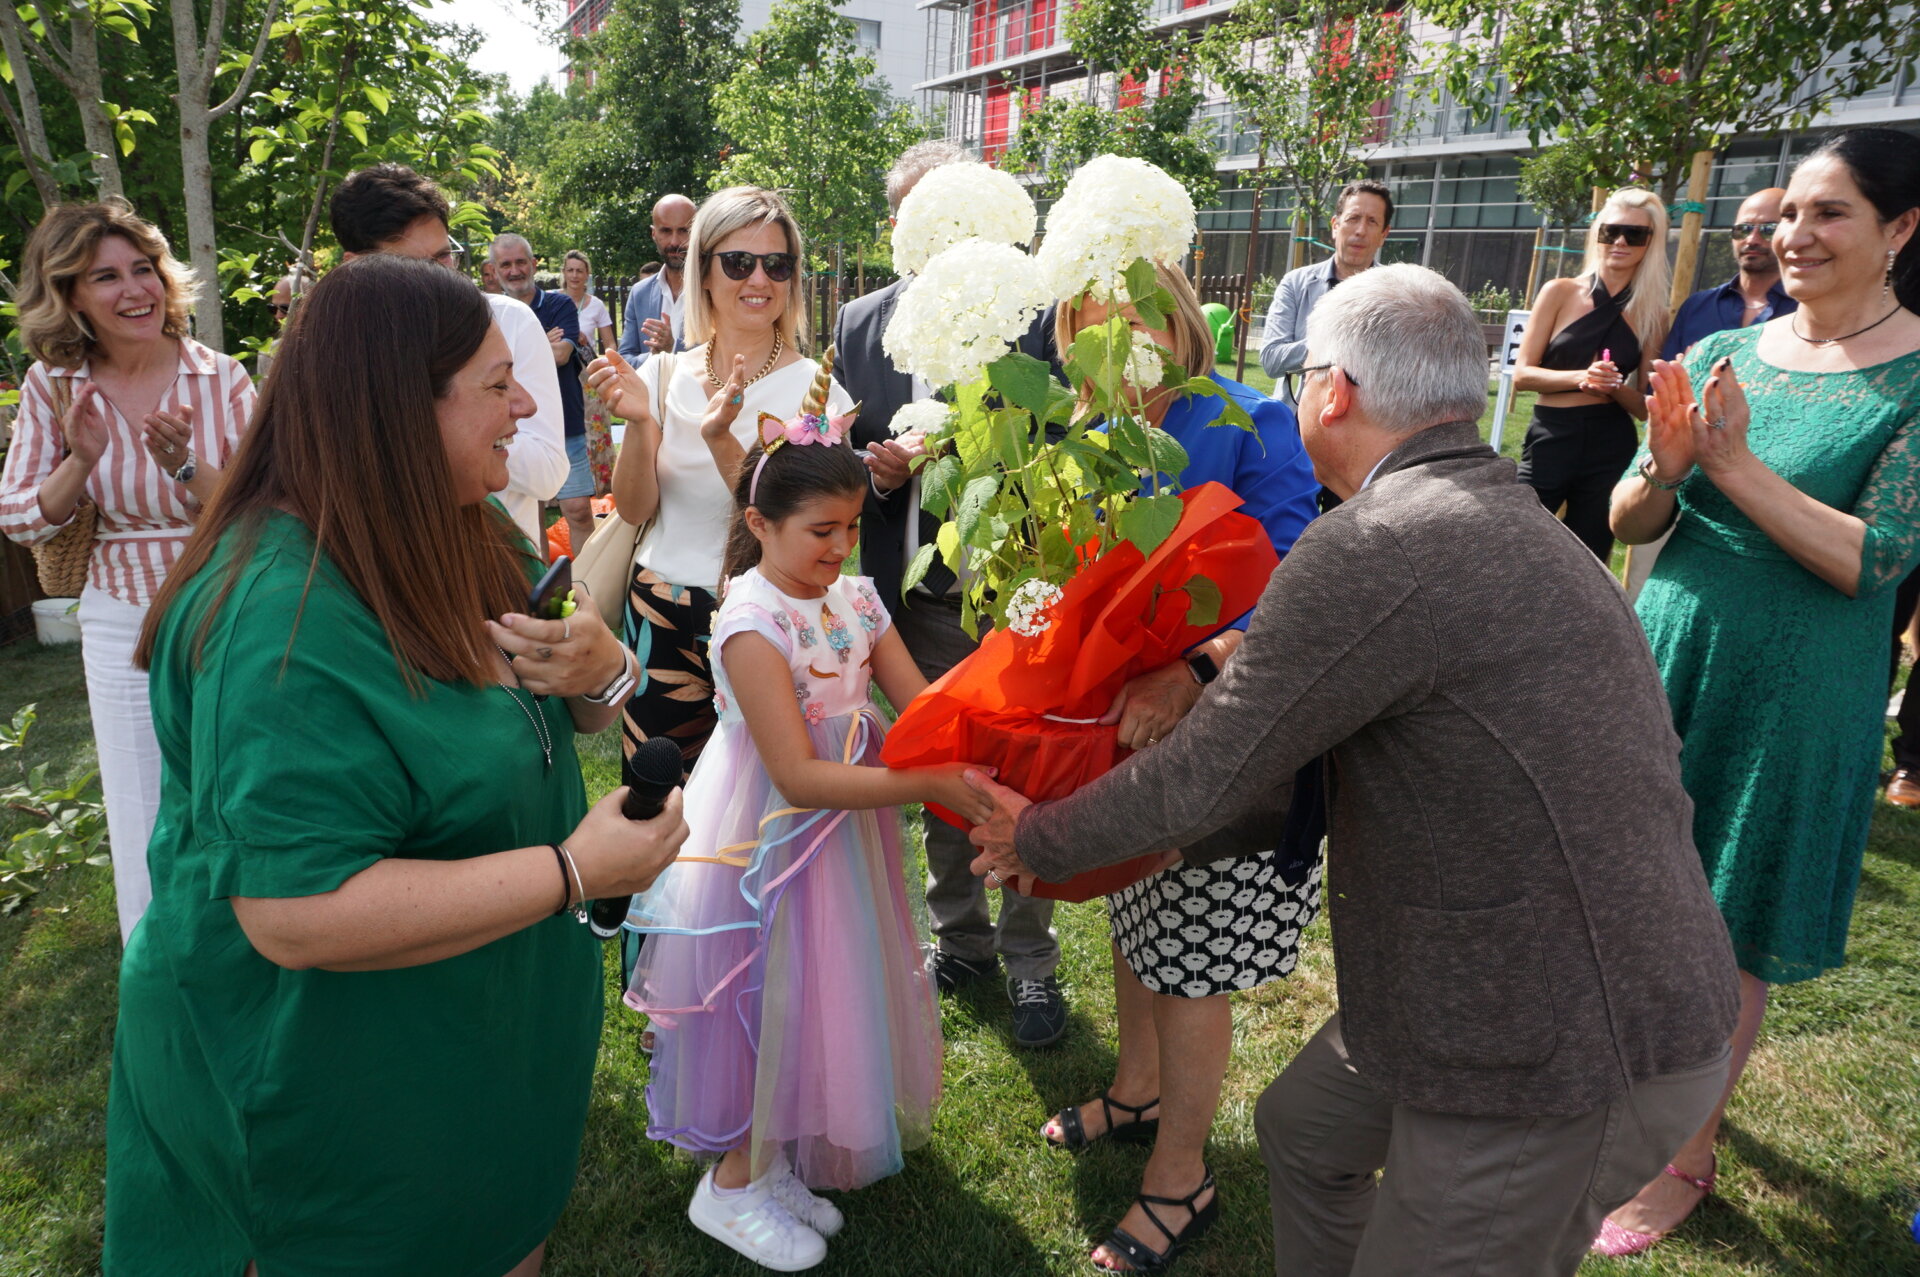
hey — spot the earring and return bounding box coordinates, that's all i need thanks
[74,312,96,342]
[1888,248,1897,301]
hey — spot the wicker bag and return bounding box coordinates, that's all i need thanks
[29,376,98,598]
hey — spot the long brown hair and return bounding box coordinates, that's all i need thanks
[135,255,529,688]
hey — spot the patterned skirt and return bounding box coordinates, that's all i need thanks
[621,566,719,775]
[1108,851,1322,998]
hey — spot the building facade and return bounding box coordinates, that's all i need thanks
[917,0,1920,302]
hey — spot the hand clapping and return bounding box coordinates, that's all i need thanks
[700,354,749,446]
[141,404,194,473]
[584,350,655,426]
[1691,357,1754,476]
[62,384,109,467]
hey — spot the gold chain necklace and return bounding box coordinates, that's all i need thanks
[705,330,784,390]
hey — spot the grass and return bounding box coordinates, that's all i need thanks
[2,628,1917,1276]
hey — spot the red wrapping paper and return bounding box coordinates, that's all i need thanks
[882,482,1279,901]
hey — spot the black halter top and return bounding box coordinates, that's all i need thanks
[1541,275,1641,373]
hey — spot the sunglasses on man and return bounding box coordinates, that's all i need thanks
[705,250,798,283]
[1730,222,1778,239]
[1596,223,1653,248]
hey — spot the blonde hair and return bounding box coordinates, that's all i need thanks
[17,199,198,369]
[1580,188,1672,357]
[1055,260,1215,394]
[684,186,808,350]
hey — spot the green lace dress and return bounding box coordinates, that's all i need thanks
[1634,326,1920,984]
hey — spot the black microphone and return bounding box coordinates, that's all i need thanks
[587,737,685,940]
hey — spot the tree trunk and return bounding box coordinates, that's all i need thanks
[1524,220,1546,302]
[0,19,58,206]
[66,7,123,198]
[1236,179,1266,383]
[176,103,223,347]
[1668,149,1712,315]
[1287,211,1308,272]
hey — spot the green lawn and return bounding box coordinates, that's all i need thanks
[3,629,1917,1275]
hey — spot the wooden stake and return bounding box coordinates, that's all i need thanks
[1668,149,1713,314]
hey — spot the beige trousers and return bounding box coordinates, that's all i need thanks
[1256,1015,1730,1276]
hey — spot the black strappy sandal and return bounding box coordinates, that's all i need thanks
[1044,1089,1160,1150]
[1092,1168,1219,1274]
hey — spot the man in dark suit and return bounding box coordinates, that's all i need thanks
[832,139,1069,1048]
[966,265,1739,1274]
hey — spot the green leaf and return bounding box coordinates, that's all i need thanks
[1214,398,1256,432]
[363,83,391,114]
[1067,324,1120,391]
[920,454,962,517]
[936,521,962,571]
[986,351,1053,420]
[1143,428,1189,480]
[1116,493,1183,554]
[954,474,1000,544]
[1183,574,1223,627]
[900,544,936,597]
[4,169,28,201]
[249,137,275,164]
[342,112,368,146]
[1123,257,1159,303]
[1130,296,1165,330]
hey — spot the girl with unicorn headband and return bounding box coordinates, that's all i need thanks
[626,351,998,1272]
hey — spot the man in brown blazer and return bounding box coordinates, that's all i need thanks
[965,264,1741,1276]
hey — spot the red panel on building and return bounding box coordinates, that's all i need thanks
[984,84,1011,159]
[1118,72,1146,108]
[970,0,993,66]
[1029,0,1056,49]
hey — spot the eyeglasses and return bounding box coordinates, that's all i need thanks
[268,303,291,316]
[1596,223,1653,247]
[1283,362,1357,403]
[706,250,797,282]
[1730,221,1778,240]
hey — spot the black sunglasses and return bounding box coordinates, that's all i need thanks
[1596,223,1653,247]
[268,302,291,315]
[706,250,798,282]
[1730,221,1778,239]
[1283,362,1358,403]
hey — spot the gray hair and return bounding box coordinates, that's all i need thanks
[886,140,967,213]
[1303,264,1488,434]
[489,232,533,260]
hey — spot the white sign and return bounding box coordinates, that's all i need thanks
[1499,309,1532,371]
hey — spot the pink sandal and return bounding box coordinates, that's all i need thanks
[1590,1157,1716,1257]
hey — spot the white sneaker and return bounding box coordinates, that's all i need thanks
[764,1153,845,1238]
[687,1164,827,1272]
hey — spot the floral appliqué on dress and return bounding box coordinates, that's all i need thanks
[820,602,853,663]
[851,586,884,634]
[786,608,818,648]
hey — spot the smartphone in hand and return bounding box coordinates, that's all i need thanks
[529,555,574,620]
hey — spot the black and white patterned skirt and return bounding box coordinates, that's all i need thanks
[1107,850,1323,999]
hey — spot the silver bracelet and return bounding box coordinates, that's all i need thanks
[558,842,589,923]
[1638,455,1690,491]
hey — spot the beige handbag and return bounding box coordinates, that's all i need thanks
[573,351,671,631]
[28,376,99,598]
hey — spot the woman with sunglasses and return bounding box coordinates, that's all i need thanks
[1596,126,1920,1258]
[1512,189,1672,562]
[585,186,852,781]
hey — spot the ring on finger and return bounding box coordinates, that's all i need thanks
[986,869,1003,887]
[561,618,572,641]
[537,645,554,660]
[1709,416,1728,431]
[163,442,176,455]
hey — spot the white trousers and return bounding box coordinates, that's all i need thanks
[77,585,161,944]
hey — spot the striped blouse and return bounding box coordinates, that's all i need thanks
[0,339,255,607]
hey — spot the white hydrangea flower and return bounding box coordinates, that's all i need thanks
[1036,154,1197,303]
[887,398,954,439]
[892,162,1038,276]
[882,239,1051,389]
[1125,331,1166,389]
[1005,578,1065,637]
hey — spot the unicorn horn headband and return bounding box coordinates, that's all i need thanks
[748,344,861,506]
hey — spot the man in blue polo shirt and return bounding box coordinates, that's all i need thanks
[492,232,590,556]
[1661,188,1795,361]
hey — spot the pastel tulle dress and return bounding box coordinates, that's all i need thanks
[626,568,943,1190]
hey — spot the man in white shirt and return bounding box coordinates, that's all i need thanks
[329,163,568,546]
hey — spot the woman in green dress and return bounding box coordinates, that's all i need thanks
[106,255,690,1276]
[1599,128,1920,1255]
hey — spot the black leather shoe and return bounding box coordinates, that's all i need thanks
[930,950,998,994]
[1009,975,1067,1048]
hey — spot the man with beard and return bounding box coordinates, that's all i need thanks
[1661,188,1794,360]
[618,193,694,360]
[491,232,592,558]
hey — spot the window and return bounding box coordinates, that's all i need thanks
[853,18,881,49]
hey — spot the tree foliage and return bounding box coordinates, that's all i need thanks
[709,0,921,257]
[527,0,739,276]
[1425,0,1920,200]
[1197,0,1405,236]
[1517,138,1598,228]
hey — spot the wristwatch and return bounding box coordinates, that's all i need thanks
[1186,651,1221,685]
[582,648,638,706]
[170,449,197,484]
